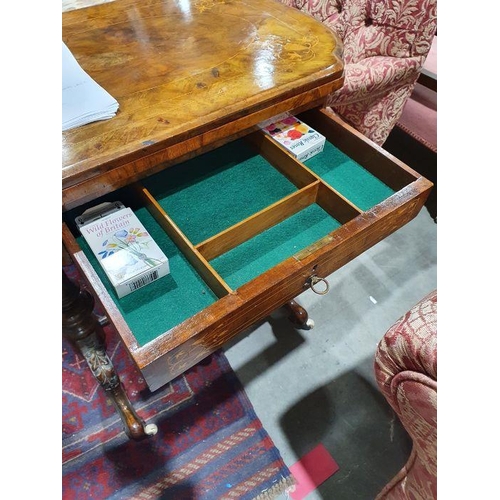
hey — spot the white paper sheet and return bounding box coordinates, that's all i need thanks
[62,41,119,131]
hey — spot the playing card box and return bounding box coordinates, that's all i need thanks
[75,202,170,298]
[258,112,326,162]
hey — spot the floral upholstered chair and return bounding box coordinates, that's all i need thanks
[374,290,437,499]
[279,0,437,145]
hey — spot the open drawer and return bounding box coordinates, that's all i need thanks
[62,108,433,391]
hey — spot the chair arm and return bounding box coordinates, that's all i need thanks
[329,56,422,106]
[374,290,436,391]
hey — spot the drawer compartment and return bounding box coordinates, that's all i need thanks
[65,205,220,348]
[62,108,432,391]
[209,202,342,290]
[140,139,299,244]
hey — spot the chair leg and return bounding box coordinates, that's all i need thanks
[284,299,315,330]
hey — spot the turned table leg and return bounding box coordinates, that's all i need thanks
[284,299,315,330]
[62,269,158,440]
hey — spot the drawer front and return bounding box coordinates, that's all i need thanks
[62,109,432,391]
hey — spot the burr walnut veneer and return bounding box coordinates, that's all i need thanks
[62,0,344,211]
[62,0,432,434]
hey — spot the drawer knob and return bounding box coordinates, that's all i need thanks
[308,275,330,295]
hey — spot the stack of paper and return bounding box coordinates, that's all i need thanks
[62,41,119,131]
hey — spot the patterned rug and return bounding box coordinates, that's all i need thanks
[62,267,294,499]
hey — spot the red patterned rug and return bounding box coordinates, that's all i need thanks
[62,267,294,499]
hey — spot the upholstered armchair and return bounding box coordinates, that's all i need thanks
[279,0,437,145]
[374,290,437,499]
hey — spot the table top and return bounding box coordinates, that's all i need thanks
[62,0,343,211]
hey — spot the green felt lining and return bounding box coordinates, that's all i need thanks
[77,206,218,347]
[306,141,395,210]
[210,204,341,289]
[142,140,297,244]
[74,136,395,347]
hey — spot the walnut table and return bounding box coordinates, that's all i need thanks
[62,0,432,439]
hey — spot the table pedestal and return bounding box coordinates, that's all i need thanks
[62,269,158,440]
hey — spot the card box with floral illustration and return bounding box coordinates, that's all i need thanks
[259,112,326,162]
[76,202,170,298]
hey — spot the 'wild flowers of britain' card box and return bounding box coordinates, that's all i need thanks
[258,112,326,162]
[76,203,170,298]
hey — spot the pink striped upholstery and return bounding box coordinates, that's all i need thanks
[374,290,437,499]
[280,0,437,145]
